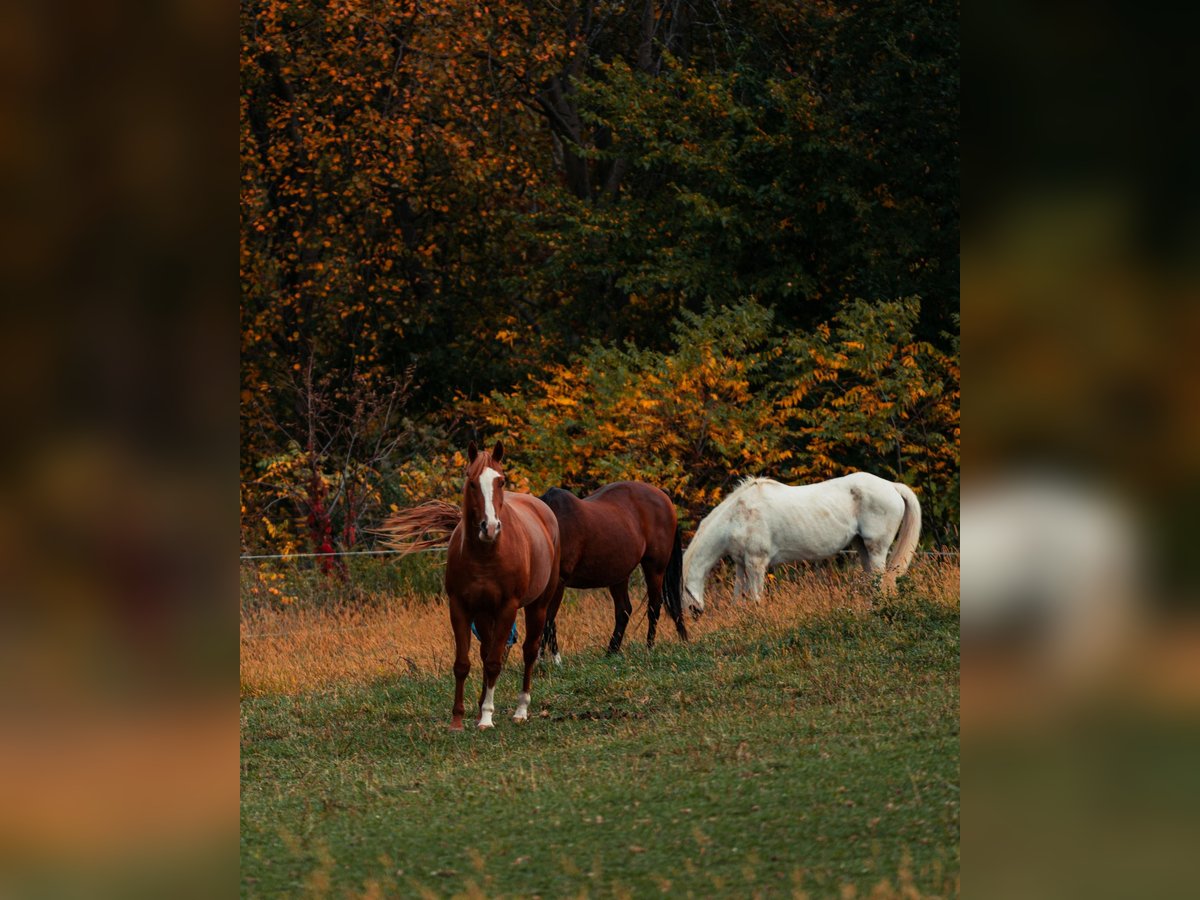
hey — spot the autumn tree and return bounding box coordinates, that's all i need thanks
[470,298,958,538]
[240,1,960,550]
[240,0,572,549]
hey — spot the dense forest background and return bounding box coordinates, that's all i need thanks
[240,0,959,556]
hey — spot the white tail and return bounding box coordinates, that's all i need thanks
[886,482,922,577]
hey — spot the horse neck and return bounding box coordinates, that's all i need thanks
[460,487,476,528]
[683,515,726,589]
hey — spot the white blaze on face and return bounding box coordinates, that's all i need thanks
[478,467,502,541]
[479,685,495,729]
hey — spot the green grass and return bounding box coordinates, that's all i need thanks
[240,596,959,897]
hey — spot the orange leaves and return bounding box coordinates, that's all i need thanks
[240,2,961,548]
[458,302,789,525]
[780,297,959,532]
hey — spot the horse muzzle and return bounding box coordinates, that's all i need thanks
[478,521,502,542]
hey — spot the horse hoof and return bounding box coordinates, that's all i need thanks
[449,719,464,732]
[477,720,494,730]
[513,712,528,723]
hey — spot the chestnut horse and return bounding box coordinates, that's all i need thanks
[379,441,560,729]
[539,481,688,658]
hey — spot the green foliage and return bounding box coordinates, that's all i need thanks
[240,552,445,611]
[240,0,960,551]
[517,0,958,351]
[780,297,961,537]
[472,298,959,537]
[471,300,789,527]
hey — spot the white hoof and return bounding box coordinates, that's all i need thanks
[477,719,494,730]
[553,652,562,667]
[513,692,531,722]
[478,687,495,729]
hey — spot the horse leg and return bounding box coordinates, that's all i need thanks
[515,602,549,722]
[478,602,519,730]
[539,579,565,666]
[644,563,686,645]
[732,560,748,603]
[474,610,495,716]
[860,537,894,595]
[644,570,660,649]
[745,553,770,601]
[607,581,633,654]
[449,600,472,731]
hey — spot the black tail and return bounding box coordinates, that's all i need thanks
[540,616,558,658]
[663,525,684,626]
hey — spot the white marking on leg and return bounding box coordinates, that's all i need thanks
[553,652,562,666]
[478,685,495,729]
[478,467,502,539]
[513,691,531,722]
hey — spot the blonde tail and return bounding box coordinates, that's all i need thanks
[886,482,922,578]
[372,500,462,555]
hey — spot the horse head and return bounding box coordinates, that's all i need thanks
[465,440,507,543]
[681,559,705,616]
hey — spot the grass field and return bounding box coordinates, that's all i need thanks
[240,560,959,898]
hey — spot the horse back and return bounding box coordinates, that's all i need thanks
[562,481,676,585]
[585,481,676,537]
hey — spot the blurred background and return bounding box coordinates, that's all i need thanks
[1,0,1197,894]
[964,0,1200,895]
[0,0,234,896]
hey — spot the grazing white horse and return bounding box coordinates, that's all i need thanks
[681,473,922,612]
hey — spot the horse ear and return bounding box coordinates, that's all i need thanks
[492,441,505,463]
[467,441,478,463]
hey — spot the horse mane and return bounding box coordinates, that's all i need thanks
[372,500,462,555]
[723,476,774,502]
[687,476,773,550]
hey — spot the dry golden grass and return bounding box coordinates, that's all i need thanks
[240,556,959,696]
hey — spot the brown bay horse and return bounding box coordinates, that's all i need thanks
[379,441,560,730]
[539,481,688,657]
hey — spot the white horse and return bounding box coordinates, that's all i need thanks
[681,472,922,612]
